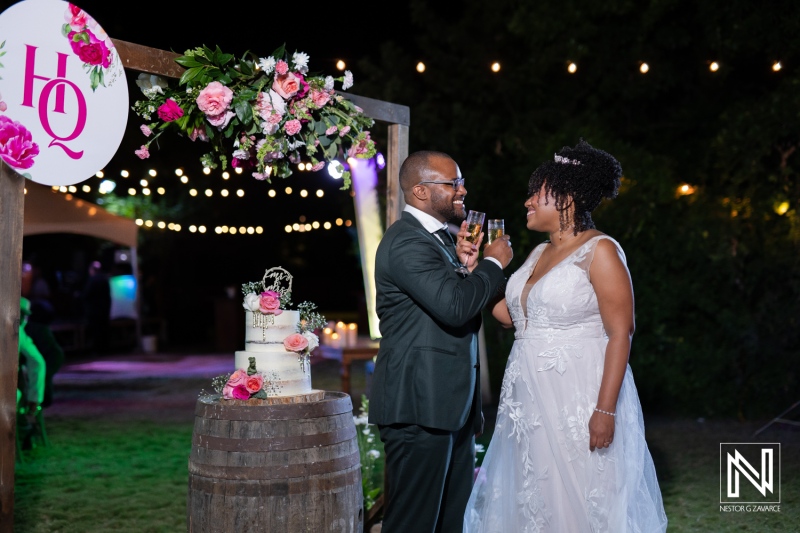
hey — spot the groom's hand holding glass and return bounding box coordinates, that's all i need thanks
[456,219,513,272]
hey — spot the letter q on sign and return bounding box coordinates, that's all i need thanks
[0,0,128,185]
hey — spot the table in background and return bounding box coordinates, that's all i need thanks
[340,338,380,397]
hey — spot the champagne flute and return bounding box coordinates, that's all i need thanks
[487,219,504,244]
[455,211,485,274]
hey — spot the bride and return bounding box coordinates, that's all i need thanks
[464,140,668,532]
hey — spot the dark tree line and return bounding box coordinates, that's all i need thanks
[356,0,800,418]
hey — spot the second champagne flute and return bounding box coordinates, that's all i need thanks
[487,219,504,244]
[454,210,485,274]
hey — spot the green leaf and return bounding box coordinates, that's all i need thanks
[174,57,204,68]
[234,100,253,125]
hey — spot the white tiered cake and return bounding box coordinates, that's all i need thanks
[234,309,312,397]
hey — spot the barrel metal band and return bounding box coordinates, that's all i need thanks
[189,449,361,480]
[193,424,357,452]
[188,464,362,497]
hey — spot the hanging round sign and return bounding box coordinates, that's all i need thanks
[0,0,128,185]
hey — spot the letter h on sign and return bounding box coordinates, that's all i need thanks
[720,443,780,504]
[23,44,86,159]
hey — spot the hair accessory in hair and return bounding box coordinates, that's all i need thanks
[554,154,581,165]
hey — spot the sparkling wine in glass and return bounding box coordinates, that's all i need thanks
[455,211,485,274]
[487,219,504,244]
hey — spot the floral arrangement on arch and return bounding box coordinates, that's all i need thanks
[132,44,376,189]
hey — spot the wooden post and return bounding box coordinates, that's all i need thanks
[386,124,409,227]
[0,162,24,531]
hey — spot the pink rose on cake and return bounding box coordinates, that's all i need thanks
[284,333,309,353]
[222,369,250,399]
[245,374,264,394]
[259,291,283,315]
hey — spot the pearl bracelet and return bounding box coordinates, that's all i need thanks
[594,408,616,417]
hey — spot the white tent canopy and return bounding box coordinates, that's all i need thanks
[23,182,138,247]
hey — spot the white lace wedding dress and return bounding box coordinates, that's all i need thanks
[464,235,668,532]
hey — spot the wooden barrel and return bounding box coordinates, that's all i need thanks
[187,391,363,532]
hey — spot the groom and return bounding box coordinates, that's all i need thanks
[369,150,513,532]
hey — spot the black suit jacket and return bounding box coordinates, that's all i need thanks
[369,212,506,432]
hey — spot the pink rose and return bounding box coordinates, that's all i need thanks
[284,333,309,353]
[207,110,235,128]
[259,291,283,315]
[275,60,289,75]
[0,116,39,170]
[311,89,330,107]
[227,369,248,387]
[140,124,152,137]
[157,99,183,122]
[67,29,111,68]
[134,145,149,159]
[196,81,233,116]
[284,119,302,136]
[231,384,250,400]
[245,374,264,393]
[272,72,302,99]
[189,127,208,142]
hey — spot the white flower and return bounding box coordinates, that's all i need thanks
[324,76,335,91]
[136,73,168,99]
[342,70,354,90]
[353,415,369,426]
[267,89,286,115]
[288,140,306,151]
[302,331,319,351]
[258,56,276,74]
[232,149,250,160]
[367,450,380,459]
[292,51,310,74]
[261,121,280,135]
[243,293,261,312]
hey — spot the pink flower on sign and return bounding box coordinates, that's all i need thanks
[284,333,309,353]
[259,291,283,315]
[207,110,235,129]
[284,119,302,136]
[65,4,89,31]
[134,145,150,159]
[196,81,233,117]
[67,29,112,68]
[157,99,183,122]
[245,374,264,394]
[140,124,152,137]
[0,116,39,170]
[272,72,302,100]
[275,60,289,75]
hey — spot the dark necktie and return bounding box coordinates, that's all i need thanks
[434,228,457,255]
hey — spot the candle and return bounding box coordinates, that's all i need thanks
[322,327,333,346]
[347,323,358,347]
[330,331,341,349]
[335,321,347,344]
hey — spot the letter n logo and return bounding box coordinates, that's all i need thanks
[720,443,780,504]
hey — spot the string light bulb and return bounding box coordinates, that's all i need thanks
[336,59,346,70]
[568,62,577,74]
[772,61,782,72]
[416,62,426,73]
[639,62,650,74]
[709,61,720,72]
[491,62,501,73]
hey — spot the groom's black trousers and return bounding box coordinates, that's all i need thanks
[378,419,475,533]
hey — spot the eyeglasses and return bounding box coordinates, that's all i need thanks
[417,178,465,190]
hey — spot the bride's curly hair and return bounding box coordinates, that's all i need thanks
[527,139,622,235]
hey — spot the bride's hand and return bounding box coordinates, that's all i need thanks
[588,410,615,452]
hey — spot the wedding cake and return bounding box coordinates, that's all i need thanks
[219,267,326,400]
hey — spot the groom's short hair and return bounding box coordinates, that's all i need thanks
[399,150,453,196]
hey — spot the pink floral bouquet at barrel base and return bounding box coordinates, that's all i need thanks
[132,44,376,189]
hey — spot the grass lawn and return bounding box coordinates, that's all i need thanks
[12,357,800,532]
